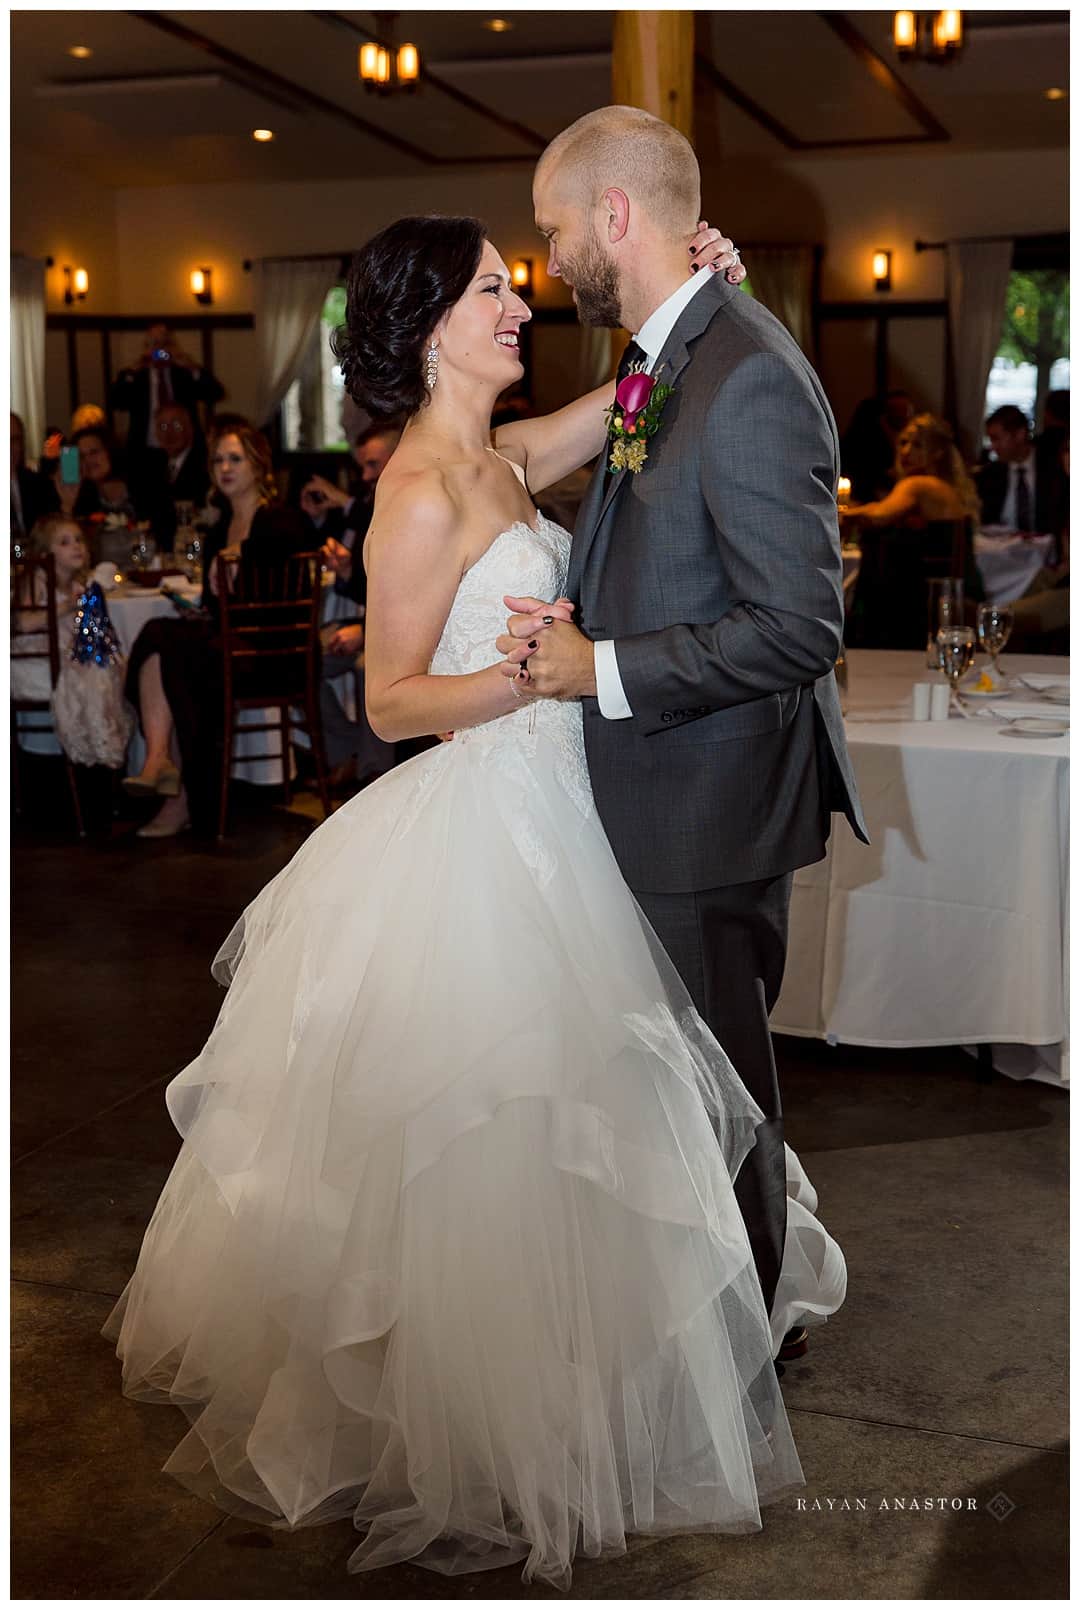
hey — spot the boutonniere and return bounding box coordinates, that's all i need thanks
[604,364,674,474]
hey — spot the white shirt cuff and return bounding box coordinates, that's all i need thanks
[594,639,633,719]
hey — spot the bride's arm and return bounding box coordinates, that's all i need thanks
[363,474,529,743]
[493,382,612,497]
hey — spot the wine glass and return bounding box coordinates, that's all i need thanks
[937,625,976,711]
[976,603,1014,683]
[926,579,965,670]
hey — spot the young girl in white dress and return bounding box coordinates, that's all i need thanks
[106,218,846,1589]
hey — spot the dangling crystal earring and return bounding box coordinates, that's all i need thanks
[425,343,439,390]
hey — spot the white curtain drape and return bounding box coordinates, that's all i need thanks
[11,255,46,456]
[745,246,816,356]
[946,240,1013,462]
[252,258,338,428]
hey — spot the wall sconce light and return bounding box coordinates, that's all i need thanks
[872,250,892,293]
[190,267,213,306]
[62,265,89,305]
[511,258,534,298]
[396,42,420,85]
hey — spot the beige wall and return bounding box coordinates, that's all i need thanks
[12,151,121,313]
[15,141,1068,430]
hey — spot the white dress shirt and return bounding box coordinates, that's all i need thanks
[1000,452,1037,532]
[593,269,717,719]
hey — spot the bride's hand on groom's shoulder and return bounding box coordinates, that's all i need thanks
[687,222,746,284]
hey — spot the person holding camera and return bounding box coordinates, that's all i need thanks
[108,323,224,454]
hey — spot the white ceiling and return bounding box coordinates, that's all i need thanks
[11,9,1071,189]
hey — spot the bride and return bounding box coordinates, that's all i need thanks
[105,215,846,1590]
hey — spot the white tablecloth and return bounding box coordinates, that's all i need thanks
[772,651,1069,1086]
[974,529,1056,604]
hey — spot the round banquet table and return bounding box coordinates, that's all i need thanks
[771,650,1069,1087]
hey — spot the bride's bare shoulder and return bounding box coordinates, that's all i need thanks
[364,460,465,575]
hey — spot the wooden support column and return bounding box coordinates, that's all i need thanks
[608,11,695,366]
[612,10,695,139]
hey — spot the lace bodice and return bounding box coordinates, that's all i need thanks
[428,514,593,819]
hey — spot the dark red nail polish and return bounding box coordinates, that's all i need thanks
[691,263,699,273]
[528,640,537,649]
[689,246,697,255]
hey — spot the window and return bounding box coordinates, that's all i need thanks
[281,286,349,453]
[984,270,1069,428]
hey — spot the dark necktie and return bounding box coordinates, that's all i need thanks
[616,339,646,384]
[1014,465,1032,532]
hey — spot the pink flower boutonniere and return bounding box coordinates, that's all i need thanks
[604,363,674,474]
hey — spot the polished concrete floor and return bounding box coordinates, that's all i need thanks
[12,765,1069,1599]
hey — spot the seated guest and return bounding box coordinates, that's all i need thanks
[108,322,224,453]
[844,413,982,649]
[840,389,914,504]
[147,402,211,509]
[11,514,89,705]
[978,404,1067,555]
[59,428,174,552]
[10,412,58,543]
[121,425,308,839]
[299,420,403,581]
[301,422,403,787]
[1011,435,1070,653]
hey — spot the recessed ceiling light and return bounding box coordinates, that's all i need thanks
[484,18,513,32]
[1044,87,1067,101]
[252,128,275,142]
[68,45,93,59]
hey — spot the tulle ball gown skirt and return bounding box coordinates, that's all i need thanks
[104,709,845,1588]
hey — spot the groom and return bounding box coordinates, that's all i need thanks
[500,106,867,1341]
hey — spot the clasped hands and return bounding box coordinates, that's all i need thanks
[496,596,595,700]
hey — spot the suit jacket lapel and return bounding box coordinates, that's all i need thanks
[572,274,744,588]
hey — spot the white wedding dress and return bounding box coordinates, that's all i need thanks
[105,510,846,1588]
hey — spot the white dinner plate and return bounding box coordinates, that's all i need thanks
[1000,718,1069,739]
[960,687,1010,700]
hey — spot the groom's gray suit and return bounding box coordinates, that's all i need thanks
[566,271,867,1318]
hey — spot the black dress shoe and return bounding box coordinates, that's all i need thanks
[779,1326,809,1362]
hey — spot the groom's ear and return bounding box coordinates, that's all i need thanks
[601,188,631,245]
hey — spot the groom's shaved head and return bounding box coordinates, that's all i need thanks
[536,105,701,234]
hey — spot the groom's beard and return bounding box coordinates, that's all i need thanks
[564,233,622,329]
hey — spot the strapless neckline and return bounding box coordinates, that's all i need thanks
[463,516,553,578]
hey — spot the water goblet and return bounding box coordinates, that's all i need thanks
[976,602,1014,683]
[926,578,965,670]
[937,625,976,713]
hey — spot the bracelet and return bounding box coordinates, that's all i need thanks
[509,676,524,698]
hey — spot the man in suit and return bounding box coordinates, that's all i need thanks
[979,404,1067,557]
[148,402,211,509]
[108,323,224,453]
[501,106,867,1353]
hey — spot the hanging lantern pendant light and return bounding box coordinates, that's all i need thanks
[893,10,964,63]
[358,13,421,94]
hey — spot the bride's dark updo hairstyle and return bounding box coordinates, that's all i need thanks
[333,215,488,420]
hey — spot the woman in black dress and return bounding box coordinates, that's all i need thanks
[122,425,307,838]
[842,412,983,648]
